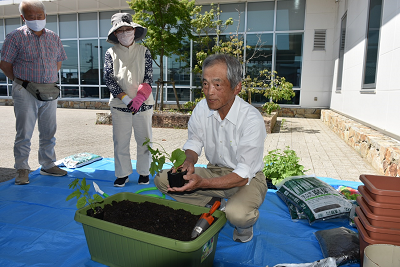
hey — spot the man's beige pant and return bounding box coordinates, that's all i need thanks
[154,164,268,228]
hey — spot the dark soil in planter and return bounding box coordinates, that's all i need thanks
[88,200,217,241]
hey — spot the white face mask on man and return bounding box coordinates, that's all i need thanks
[116,30,135,47]
[24,17,46,32]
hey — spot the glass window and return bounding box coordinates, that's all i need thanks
[61,86,79,98]
[0,85,7,96]
[363,0,382,88]
[192,35,217,86]
[337,13,347,90]
[46,15,58,34]
[0,20,4,42]
[59,14,77,39]
[60,40,79,85]
[0,43,6,83]
[100,11,114,37]
[219,3,245,33]
[167,87,190,102]
[101,86,110,99]
[80,40,99,85]
[153,57,161,84]
[276,0,305,31]
[275,33,303,87]
[79,13,98,38]
[5,18,21,35]
[247,2,275,32]
[81,86,99,98]
[246,34,273,78]
[99,39,114,85]
[167,39,190,86]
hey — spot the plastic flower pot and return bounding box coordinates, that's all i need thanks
[357,197,400,229]
[74,192,227,267]
[363,244,400,267]
[168,169,188,188]
[358,186,400,217]
[360,174,400,204]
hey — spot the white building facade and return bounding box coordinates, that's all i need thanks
[0,0,399,138]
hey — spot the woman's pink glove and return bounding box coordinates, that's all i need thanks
[122,83,152,113]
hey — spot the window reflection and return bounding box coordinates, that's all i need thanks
[219,3,245,33]
[80,40,99,85]
[246,34,273,79]
[46,15,58,34]
[61,41,79,85]
[167,38,190,86]
[61,86,79,98]
[247,2,275,32]
[275,33,303,87]
[5,18,21,35]
[167,87,190,102]
[79,13,98,38]
[59,14,77,39]
[276,0,305,31]
[0,85,7,96]
[81,86,99,98]
[99,39,114,85]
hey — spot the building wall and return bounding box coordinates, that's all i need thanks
[301,0,337,108]
[330,0,400,138]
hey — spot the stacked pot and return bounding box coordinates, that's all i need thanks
[354,174,400,266]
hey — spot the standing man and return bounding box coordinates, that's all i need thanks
[0,0,68,185]
[154,54,268,243]
[104,13,154,187]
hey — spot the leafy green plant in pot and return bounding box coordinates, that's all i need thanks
[143,137,187,188]
[66,177,104,218]
[263,146,309,189]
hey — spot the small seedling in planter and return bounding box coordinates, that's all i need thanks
[66,177,104,217]
[143,137,187,187]
[263,146,309,188]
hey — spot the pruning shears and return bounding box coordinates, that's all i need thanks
[93,182,109,198]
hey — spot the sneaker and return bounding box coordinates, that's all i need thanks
[205,197,226,211]
[233,226,253,243]
[114,176,129,187]
[40,166,67,176]
[15,169,30,185]
[138,175,149,185]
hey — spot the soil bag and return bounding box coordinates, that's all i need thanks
[276,175,353,224]
[273,257,337,267]
[314,227,359,266]
[61,153,102,168]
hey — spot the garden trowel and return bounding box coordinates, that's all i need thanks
[93,182,109,198]
[191,200,220,238]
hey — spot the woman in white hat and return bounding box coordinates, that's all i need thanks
[104,13,154,187]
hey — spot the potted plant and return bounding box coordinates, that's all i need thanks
[66,178,104,218]
[263,146,309,189]
[143,137,187,187]
[67,178,227,266]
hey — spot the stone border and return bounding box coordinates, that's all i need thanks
[321,110,400,177]
[96,111,277,133]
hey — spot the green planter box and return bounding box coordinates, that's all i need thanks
[74,192,227,267]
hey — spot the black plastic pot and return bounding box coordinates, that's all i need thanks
[266,179,277,190]
[168,170,188,188]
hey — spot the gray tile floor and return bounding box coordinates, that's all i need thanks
[0,106,379,183]
[267,118,380,182]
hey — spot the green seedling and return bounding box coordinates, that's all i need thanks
[263,146,309,185]
[143,137,186,176]
[66,177,103,210]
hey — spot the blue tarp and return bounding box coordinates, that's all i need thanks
[0,158,361,266]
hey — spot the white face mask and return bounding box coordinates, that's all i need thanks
[116,30,135,47]
[24,18,46,32]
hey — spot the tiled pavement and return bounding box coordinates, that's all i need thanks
[266,118,380,182]
[0,106,380,183]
